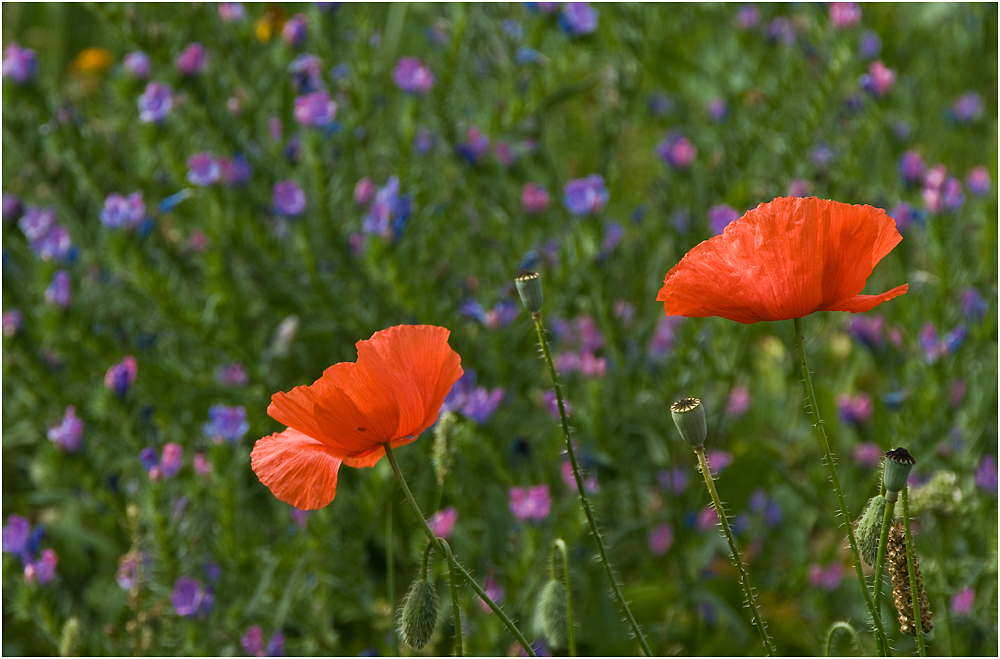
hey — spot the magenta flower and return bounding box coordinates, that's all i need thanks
[648,314,683,360]
[24,548,58,585]
[975,454,997,493]
[735,4,760,29]
[787,179,810,197]
[509,485,551,521]
[171,577,203,616]
[2,309,23,338]
[708,204,740,235]
[273,180,306,217]
[560,2,598,36]
[44,271,71,308]
[853,442,884,468]
[563,175,608,216]
[952,92,983,123]
[966,166,991,196]
[100,192,145,229]
[898,150,926,185]
[522,183,550,214]
[952,587,975,616]
[725,385,751,418]
[294,90,337,127]
[2,515,31,556]
[860,60,895,97]
[215,363,248,386]
[656,131,697,169]
[808,562,845,590]
[105,355,138,397]
[543,390,568,420]
[193,453,213,477]
[187,153,220,186]
[829,2,861,28]
[219,155,253,186]
[242,625,265,657]
[354,178,375,206]
[393,57,434,94]
[560,460,598,494]
[176,43,207,75]
[159,443,183,478]
[282,14,308,47]
[48,406,84,452]
[837,393,873,425]
[455,126,490,165]
[218,3,245,22]
[428,507,458,539]
[123,51,150,78]
[648,523,673,556]
[478,574,505,613]
[706,450,732,472]
[3,41,37,83]
[138,82,173,123]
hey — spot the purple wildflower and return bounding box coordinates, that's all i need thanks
[706,450,732,472]
[193,453,213,477]
[294,90,337,127]
[105,355,138,396]
[33,225,72,262]
[393,57,434,94]
[203,405,250,443]
[543,390,568,419]
[354,177,375,206]
[159,443,183,478]
[478,574,505,613]
[966,166,991,196]
[559,2,598,36]
[116,553,148,590]
[766,17,796,45]
[809,563,844,590]
[2,192,22,222]
[139,447,159,472]
[860,60,895,97]
[961,288,987,322]
[648,92,672,117]
[288,54,323,93]
[735,4,760,29]
[100,192,145,229]
[266,631,284,657]
[561,460,598,494]
[975,454,997,492]
[726,385,751,418]
[25,548,58,585]
[242,625,265,657]
[952,92,983,123]
[219,155,253,186]
[846,314,886,349]
[176,43,207,76]
[706,97,728,121]
[48,406,84,452]
[853,442,884,468]
[658,467,689,494]
[837,393,873,425]
[123,51,150,78]
[656,131,697,169]
[462,387,504,423]
[942,177,964,211]
[522,183,550,214]
[949,379,966,408]
[362,177,410,238]
[2,515,30,557]
[952,587,975,616]
[282,14,308,47]
[709,204,740,235]
[44,271,71,308]
[649,314,683,360]
[859,30,882,59]
[187,153,220,186]
[2,42,37,84]
[2,309,23,337]
[898,150,926,185]
[218,3,245,21]
[563,175,609,216]
[215,363,249,386]
[171,577,203,616]
[509,485,551,521]
[613,300,635,324]
[455,126,490,165]
[414,128,434,154]
[602,222,624,254]
[273,180,306,217]
[648,524,674,556]
[19,206,55,241]
[696,505,717,531]
[829,2,861,28]
[527,2,560,14]
[428,507,458,539]
[787,179,810,197]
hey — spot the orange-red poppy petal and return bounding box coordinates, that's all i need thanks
[250,428,343,510]
[825,284,910,313]
[656,197,907,324]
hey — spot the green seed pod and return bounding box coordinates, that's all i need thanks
[670,398,707,448]
[856,495,887,567]
[399,579,440,650]
[534,579,569,649]
[883,447,915,497]
[515,271,544,314]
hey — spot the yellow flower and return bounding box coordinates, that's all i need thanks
[71,48,113,73]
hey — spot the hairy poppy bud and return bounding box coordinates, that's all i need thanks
[671,398,706,448]
[432,411,459,486]
[515,271,544,314]
[399,578,439,650]
[855,495,887,567]
[883,447,915,499]
[535,579,569,649]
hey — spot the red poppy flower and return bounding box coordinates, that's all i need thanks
[251,325,463,509]
[656,197,908,324]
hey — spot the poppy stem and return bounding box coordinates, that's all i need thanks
[901,488,927,656]
[694,447,777,656]
[382,442,536,657]
[530,313,653,657]
[439,539,464,657]
[792,317,891,655]
[387,501,398,654]
[552,538,576,657]
[873,496,898,629]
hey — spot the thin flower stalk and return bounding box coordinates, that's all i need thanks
[387,501,398,654]
[530,313,653,657]
[694,447,777,656]
[382,442,536,657]
[552,539,576,657]
[873,496,897,620]
[793,317,890,655]
[439,539,464,657]
[901,488,927,657]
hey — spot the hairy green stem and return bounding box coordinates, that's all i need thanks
[552,539,576,657]
[901,489,927,656]
[439,540,464,657]
[824,621,861,657]
[531,313,652,656]
[873,496,897,621]
[382,442,536,657]
[387,500,396,650]
[792,317,890,655]
[694,448,777,655]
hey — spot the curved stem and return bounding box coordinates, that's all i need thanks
[901,488,927,656]
[382,442,536,657]
[793,317,890,655]
[439,539,464,657]
[553,539,576,657]
[873,496,897,625]
[694,448,777,656]
[531,313,652,656]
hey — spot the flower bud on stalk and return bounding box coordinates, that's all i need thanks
[883,447,915,501]
[515,271,544,314]
[535,579,569,649]
[399,578,440,650]
[671,398,707,448]
[855,495,887,567]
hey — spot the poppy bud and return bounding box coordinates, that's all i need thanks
[399,578,439,650]
[883,447,915,499]
[432,411,459,486]
[670,398,706,448]
[515,271,544,314]
[855,494,887,567]
[534,579,569,649]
